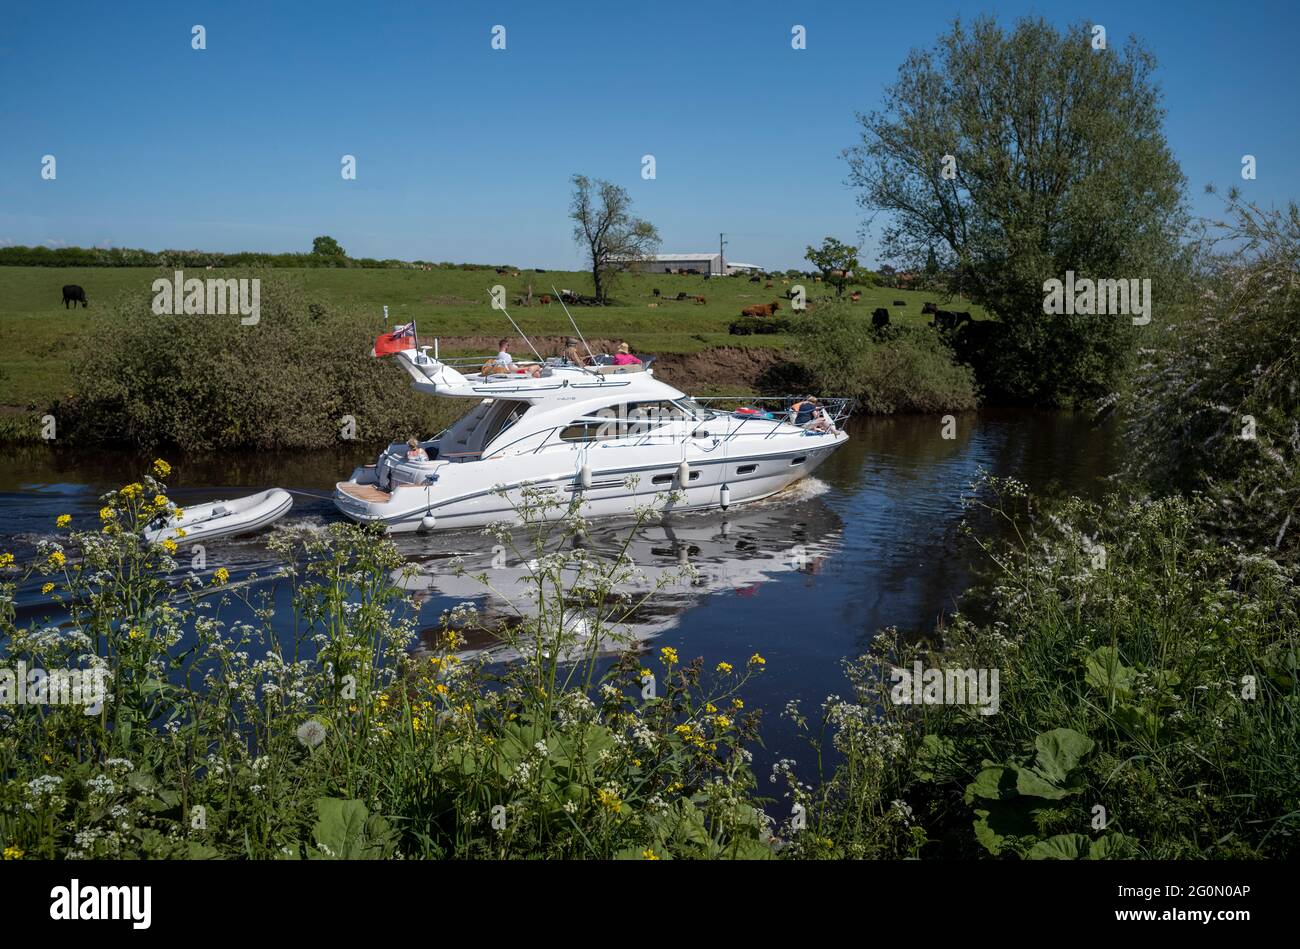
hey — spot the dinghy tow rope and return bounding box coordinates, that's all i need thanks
[281,488,339,502]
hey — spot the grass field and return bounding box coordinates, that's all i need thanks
[0,265,983,408]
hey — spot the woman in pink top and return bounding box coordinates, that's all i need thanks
[612,341,642,366]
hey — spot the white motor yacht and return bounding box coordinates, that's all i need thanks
[333,342,851,532]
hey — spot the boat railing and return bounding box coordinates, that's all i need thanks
[694,395,855,426]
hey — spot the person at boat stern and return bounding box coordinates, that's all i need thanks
[406,437,429,462]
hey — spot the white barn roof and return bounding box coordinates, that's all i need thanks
[611,253,720,262]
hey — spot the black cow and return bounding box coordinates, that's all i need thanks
[921,301,938,315]
[931,310,973,331]
[872,307,890,329]
[892,300,906,307]
[749,275,761,283]
[62,285,88,309]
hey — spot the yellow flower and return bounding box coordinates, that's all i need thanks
[732,698,744,710]
[2,846,23,860]
[642,848,659,860]
[749,652,766,666]
[99,506,115,522]
[161,539,178,555]
[434,683,449,696]
[595,788,623,813]
[152,494,167,508]
[659,646,678,666]
[48,551,66,568]
[128,628,145,640]
[41,582,55,595]
[56,514,72,528]
[0,553,13,568]
[121,483,143,500]
[715,661,733,674]
[152,458,171,478]
[715,715,732,729]
[705,702,717,714]
[213,567,230,585]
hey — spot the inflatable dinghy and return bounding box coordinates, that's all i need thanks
[145,488,293,544]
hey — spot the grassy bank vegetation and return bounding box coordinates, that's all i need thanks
[792,306,979,414]
[55,275,464,451]
[0,263,984,434]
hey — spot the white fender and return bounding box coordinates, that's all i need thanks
[420,514,437,530]
[720,483,731,510]
[579,463,592,490]
[676,460,690,487]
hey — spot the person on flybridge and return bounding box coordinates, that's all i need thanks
[562,336,587,366]
[486,337,541,377]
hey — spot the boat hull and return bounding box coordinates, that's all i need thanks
[334,432,846,533]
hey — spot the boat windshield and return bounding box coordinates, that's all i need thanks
[674,398,711,419]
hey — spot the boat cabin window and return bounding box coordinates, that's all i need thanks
[560,401,688,442]
[483,400,530,444]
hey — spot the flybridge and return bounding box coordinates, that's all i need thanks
[391,347,681,401]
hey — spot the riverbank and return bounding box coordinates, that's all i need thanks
[0,265,986,435]
[2,440,1292,860]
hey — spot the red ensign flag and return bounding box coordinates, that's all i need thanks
[372,323,415,357]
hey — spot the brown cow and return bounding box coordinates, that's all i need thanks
[740,301,782,318]
[540,294,552,305]
[694,295,706,304]
[850,291,862,302]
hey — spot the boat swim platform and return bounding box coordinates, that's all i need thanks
[336,482,392,502]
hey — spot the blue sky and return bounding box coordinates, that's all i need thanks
[1,0,1297,269]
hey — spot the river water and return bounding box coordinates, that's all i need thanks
[0,408,1116,774]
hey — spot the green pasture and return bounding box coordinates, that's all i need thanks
[0,265,983,408]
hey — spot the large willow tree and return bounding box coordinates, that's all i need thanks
[845,16,1188,404]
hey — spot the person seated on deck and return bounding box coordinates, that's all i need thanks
[791,396,836,434]
[562,336,588,366]
[612,341,642,366]
[485,338,541,377]
[405,437,429,462]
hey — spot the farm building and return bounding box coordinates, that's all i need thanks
[725,261,762,275]
[612,253,724,275]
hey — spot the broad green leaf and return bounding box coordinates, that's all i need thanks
[1027,834,1089,860]
[1014,763,1073,800]
[311,797,370,859]
[972,800,1038,855]
[1085,646,1135,698]
[1033,728,1095,783]
[1089,833,1138,860]
[914,734,957,782]
[965,764,1018,803]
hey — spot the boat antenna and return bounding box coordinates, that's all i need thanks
[488,291,543,362]
[552,286,595,361]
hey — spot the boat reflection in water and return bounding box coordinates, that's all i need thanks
[394,478,843,663]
